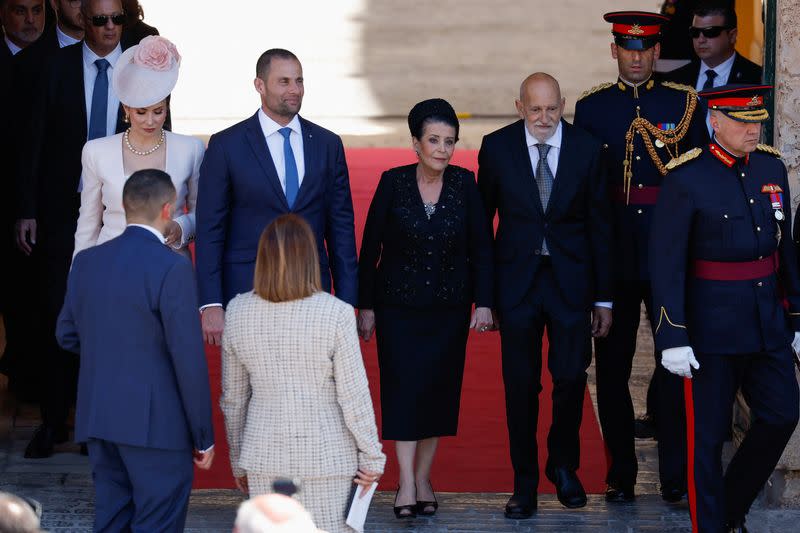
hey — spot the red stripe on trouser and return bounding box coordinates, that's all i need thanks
[684,377,698,533]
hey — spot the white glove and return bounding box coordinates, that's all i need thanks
[662,346,700,378]
[792,332,800,356]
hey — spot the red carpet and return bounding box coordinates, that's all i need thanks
[194,148,607,493]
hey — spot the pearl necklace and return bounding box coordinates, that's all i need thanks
[124,128,165,156]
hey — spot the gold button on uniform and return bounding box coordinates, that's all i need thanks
[757,282,763,287]
[637,209,643,214]
[757,226,761,232]
[636,156,641,161]
[750,199,754,204]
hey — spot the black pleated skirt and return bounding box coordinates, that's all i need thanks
[374,304,471,441]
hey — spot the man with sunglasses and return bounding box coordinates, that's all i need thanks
[574,10,707,506]
[665,1,762,137]
[16,0,128,459]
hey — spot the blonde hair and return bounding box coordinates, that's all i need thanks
[253,214,321,302]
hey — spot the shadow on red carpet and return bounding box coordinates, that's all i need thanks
[193,148,607,494]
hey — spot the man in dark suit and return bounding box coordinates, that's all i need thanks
[478,73,613,518]
[196,48,358,345]
[57,169,215,532]
[1,0,83,402]
[0,0,45,56]
[16,0,128,458]
[665,1,761,137]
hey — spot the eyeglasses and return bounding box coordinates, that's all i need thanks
[689,26,730,39]
[90,13,127,27]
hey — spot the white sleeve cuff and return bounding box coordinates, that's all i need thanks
[594,301,613,309]
[199,303,223,312]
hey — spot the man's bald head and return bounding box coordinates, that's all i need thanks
[516,72,565,142]
[519,72,562,102]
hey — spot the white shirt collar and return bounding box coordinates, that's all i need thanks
[128,224,166,244]
[524,120,562,150]
[56,26,81,48]
[4,36,22,56]
[82,41,122,69]
[699,52,736,84]
[257,108,302,139]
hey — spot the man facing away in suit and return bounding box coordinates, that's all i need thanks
[0,0,45,56]
[17,0,128,459]
[57,169,215,533]
[196,48,358,345]
[477,73,613,519]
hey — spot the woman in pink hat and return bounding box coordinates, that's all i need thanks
[74,35,203,257]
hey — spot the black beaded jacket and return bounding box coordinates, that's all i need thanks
[358,164,493,309]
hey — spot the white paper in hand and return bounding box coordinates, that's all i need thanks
[345,482,378,533]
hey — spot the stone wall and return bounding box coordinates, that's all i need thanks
[769,0,800,506]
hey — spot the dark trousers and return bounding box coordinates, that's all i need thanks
[594,281,687,489]
[687,348,799,533]
[498,262,592,496]
[87,439,193,533]
[38,218,79,432]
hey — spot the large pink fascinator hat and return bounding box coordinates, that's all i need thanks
[112,36,181,108]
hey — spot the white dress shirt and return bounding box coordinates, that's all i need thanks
[523,121,611,310]
[127,223,166,244]
[82,42,122,140]
[56,26,81,48]
[696,52,737,137]
[4,36,22,55]
[257,109,305,190]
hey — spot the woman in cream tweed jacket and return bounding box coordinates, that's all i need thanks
[221,214,385,533]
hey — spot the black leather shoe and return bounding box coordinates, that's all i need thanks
[634,414,657,439]
[24,425,56,459]
[661,485,686,503]
[605,483,636,502]
[546,465,587,508]
[504,494,536,519]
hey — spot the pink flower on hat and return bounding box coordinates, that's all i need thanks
[133,36,181,72]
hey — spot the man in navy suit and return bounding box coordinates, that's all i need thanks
[478,73,613,518]
[196,48,358,345]
[57,169,215,533]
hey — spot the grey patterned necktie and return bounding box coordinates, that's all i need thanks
[535,143,553,209]
[535,143,553,255]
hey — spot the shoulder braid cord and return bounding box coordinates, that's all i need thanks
[622,90,698,204]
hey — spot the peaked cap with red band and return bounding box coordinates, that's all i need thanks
[699,84,772,123]
[604,11,669,50]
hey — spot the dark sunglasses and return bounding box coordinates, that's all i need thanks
[689,26,730,39]
[90,13,126,27]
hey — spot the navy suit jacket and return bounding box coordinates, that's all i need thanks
[56,226,214,451]
[477,120,613,311]
[195,112,358,306]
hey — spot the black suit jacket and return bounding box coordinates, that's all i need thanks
[477,120,613,311]
[17,42,127,244]
[664,52,762,87]
[120,19,159,50]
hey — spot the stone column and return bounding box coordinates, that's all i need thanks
[767,0,800,505]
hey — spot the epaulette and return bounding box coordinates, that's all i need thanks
[661,81,697,94]
[756,144,782,158]
[665,147,702,170]
[577,82,614,101]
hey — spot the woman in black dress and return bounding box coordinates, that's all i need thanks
[357,98,493,518]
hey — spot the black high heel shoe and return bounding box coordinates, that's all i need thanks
[393,487,417,519]
[416,481,438,516]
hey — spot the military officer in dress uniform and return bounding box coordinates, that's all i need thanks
[650,84,800,533]
[573,10,707,503]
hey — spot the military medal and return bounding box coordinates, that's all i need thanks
[776,210,785,221]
